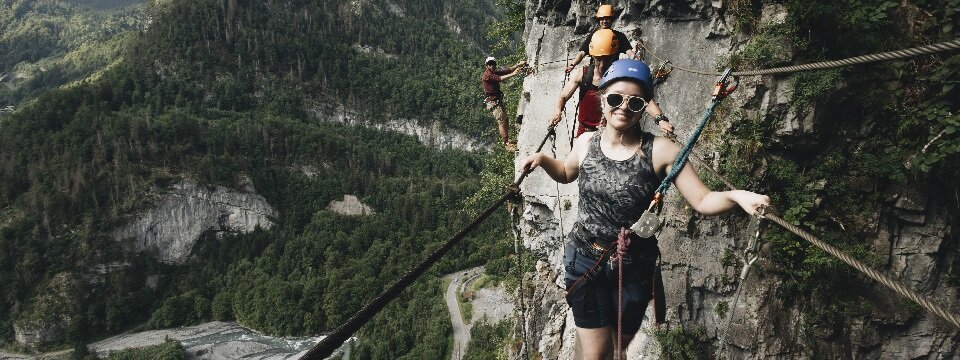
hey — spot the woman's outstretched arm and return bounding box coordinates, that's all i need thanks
[652,137,770,216]
[520,132,592,184]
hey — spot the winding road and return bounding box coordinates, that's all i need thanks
[444,267,483,360]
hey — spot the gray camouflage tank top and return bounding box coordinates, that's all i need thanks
[574,129,660,246]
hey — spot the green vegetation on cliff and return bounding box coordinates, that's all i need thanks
[717,0,960,345]
[0,0,147,106]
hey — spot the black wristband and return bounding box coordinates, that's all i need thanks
[654,114,669,124]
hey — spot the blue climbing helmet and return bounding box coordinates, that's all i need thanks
[598,59,654,101]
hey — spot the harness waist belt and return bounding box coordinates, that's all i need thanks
[573,225,635,264]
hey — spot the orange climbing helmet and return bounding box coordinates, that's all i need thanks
[595,4,614,18]
[588,29,619,57]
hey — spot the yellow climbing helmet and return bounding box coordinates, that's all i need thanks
[596,4,614,18]
[588,29,619,57]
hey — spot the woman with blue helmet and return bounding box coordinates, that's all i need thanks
[520,59,769,359]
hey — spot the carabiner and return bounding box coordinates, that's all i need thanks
[653,61,673,85]
[739,206,767,280]
[647,192,663,211]
[712,68,738,101]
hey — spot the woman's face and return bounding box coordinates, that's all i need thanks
[598,17,612,29]
[601,80,646,130]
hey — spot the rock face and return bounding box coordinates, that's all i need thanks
[309,102,490,152]
[326,195,376,216]
[13,322,63,347]
[14,273,79,346]
[512,1,958,359]
[114,179,275,264]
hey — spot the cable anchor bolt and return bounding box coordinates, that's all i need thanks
[653,61,673,85]
[712,68,739,101]
[739,205,768,280]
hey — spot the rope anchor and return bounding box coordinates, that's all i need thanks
[653,61,673,86]
[719,206,769,350]
[712,69,738,101]
[740,205,768,280]
[630,70,736,239]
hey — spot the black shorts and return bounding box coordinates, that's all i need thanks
[562,236,659,334]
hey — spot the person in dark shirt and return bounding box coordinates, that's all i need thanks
[565,5,636,74]
[482,56,526,151]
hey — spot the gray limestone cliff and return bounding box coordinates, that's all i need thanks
[13,273,79,347]
[327,195,376,216]
[309,101,490,152]
[113,179,275,264]
[511,0,959,358]
[14,178,275,346]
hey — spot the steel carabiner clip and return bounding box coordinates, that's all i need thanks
[653,61,673,86]
[712,68,739,101]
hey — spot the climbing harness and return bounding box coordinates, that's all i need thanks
[563,226,664,360]
[631,69,738,238]
[563,240,611,303]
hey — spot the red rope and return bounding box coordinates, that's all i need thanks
[615,228,632,360]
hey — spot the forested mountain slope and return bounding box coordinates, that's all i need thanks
[125,0,501,137]
[0,0,147,107]
[0,0,515,358]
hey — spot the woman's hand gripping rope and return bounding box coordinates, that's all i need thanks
[730,190,771,217]
[520,153,543,174]
[549,111,564,128]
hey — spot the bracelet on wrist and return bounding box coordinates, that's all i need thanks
[654,114,669,124]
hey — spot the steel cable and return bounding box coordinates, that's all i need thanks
[665,136,960,329]
[765,213,960,328]
[300,129,555,359]
[299,192,513,360]
[638,38,960,77]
